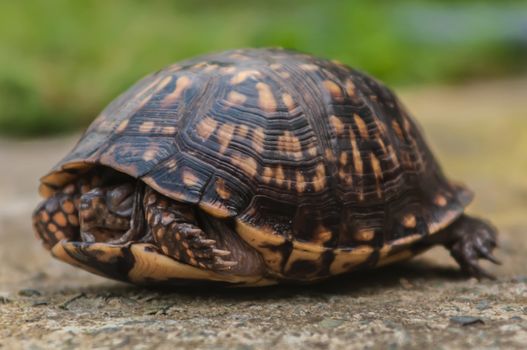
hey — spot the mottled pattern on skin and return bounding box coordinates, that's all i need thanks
[36,48,481,283]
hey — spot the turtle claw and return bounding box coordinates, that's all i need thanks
[447,215,499,280]
[201,239,217,246]
[477,245,501,265]
[212,248,231,257]
[214,257,238,270]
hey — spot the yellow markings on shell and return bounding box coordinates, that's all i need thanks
[230,70,261,84]
[51,242,113,278]
[228,53,248,60]
[329,245,374,275]
[296,171,306,193]
[227,91,247,106]
[236,219,286,273]
[256,82,277,113]
[434,194,448,207]
[203,63,219,72]
[139,121,155,133]
[353,114,369,139]
[339,152,348,166]
[231,154,258,177]
[132,75,164,108]
[142,149,157,162]
[392,120,405,141]
[345,78,356,97]
[312,163,326,192]
[324,148,335,162]
[278,71,291,79]
[156,75,173,92]
[162,126,176,135]
[313,225,332,244]
[192,62,207,69]
[278,131,302,159]
[237,124,249,138]
[370,152,383,198]
[275,166,285,186]
[165,159,177,171]
[284,245,322,277]
[282,93,295,111]
[339,168,353,186]
[252,127,265,153]
[270,63,290,78]
[307,145,318,157]
[262,167,273,183]
[217,123,235,153]
[215,178,231,200]
[379,234,422,261]
[116,120,128,133]
[199,201,231,219]
[221,66,237,74]
[375,135,388,156]
[403,214,417,229]
[387,145,400,167]
[182,170,199,186]
[329,115,345,135]
[354,228,375,241]
[196,116,218,140]
[300,63,318,71]
[162,76,191,107]
[403,117,412,133]
[323,80,342,100]
[377,249,415,267]
[350,132,363,176]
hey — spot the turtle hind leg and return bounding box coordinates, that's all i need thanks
[144,188,238,271]
[443,215,500,279]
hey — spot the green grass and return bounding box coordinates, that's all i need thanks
[1,0,526,136]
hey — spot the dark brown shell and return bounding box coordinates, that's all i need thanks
[41,48,472,259]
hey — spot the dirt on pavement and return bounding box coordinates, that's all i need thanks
[0,78,526,349]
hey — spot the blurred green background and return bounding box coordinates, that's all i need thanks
[1,0,526,136]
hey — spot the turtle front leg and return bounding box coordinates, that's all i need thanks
[144,188,237,271]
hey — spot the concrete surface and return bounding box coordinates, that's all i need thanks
[1,78,526,349]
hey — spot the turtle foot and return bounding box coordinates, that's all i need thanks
[446,215,500,280]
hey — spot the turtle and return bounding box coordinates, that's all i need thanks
[32,48,499,287]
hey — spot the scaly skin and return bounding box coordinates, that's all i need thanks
[445,215,500,279]
[33,176,237,272]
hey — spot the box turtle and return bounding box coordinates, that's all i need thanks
[33,48,499,286]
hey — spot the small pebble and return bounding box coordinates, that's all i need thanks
[476,300,490,311]
[399,278,413,289]
[18,288,42,297]
[32,300,49,307]
[450,316,484,326]
[319,318,345,329]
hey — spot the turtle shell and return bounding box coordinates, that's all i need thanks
[40,48,472,279]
